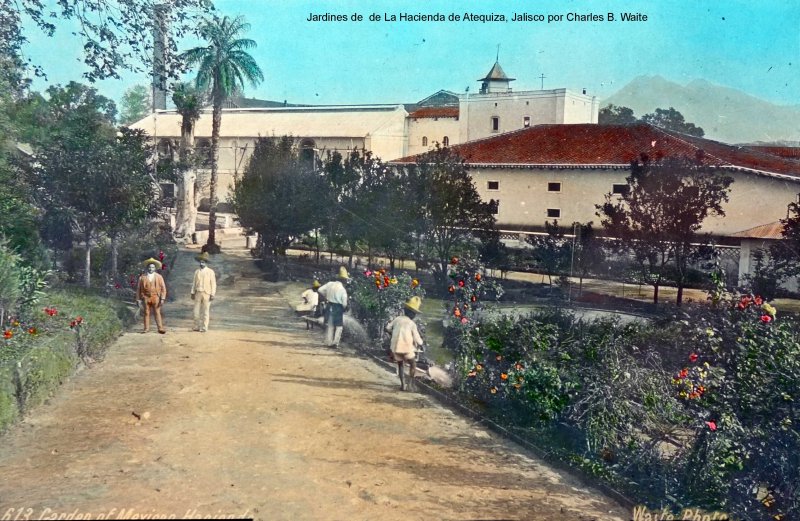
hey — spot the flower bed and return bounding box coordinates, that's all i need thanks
[0,290,136,433]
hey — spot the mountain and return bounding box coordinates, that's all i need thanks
[602,75,800,144]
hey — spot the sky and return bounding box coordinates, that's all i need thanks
[19,0,800,110]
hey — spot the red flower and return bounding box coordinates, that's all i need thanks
[70,321,77,328]
[470,295,477,302]
[761,314,772,323]
[453,308,462,318]
[678,368,689,379]
[458,280,465,287]
[76,316,83,324]
[28,327,37,335]
[450,257,458,265]
[754,296,763,306]
[475,273,482,282]
[514,363,523,370]
[3,329,12,339]
[705,421,717,431]
[689,353,698,362]
[448,285,455,293]
[460,317,468,324]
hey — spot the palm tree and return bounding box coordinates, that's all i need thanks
[171,81,203,238]
[181,15,263,251]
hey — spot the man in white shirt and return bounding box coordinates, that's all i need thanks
[190,252,217,332]
[317,266,349,348]
[386,296,425,391]
[296,280,321,329]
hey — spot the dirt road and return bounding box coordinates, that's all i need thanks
[0,243,629,521]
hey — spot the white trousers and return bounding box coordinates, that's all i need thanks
[193,291,212,330]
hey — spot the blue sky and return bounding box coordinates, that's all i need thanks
[21,0,800,108]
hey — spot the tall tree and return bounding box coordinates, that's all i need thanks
[403,145,496,282]
[171,81,204,238]
[641,107,705,137]
[598,104,637,125]
[28,82,158,287]
[119,84,151,125]
[527,220,570,285]
[232,136,327,258]
[596,155,733,305]
[181,15,264,253]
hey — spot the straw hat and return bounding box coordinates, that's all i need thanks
[312,280,321,288]
[142,258,162,270]
[195,252,210,262]
[404,296,423,314]
[337,266,350,279]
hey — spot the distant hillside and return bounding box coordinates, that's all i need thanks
[602,75,800,144]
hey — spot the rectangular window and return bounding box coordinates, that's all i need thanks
[491,117,499,132]
[487,181,499,191]
[523,116,531,128]
[547,208,561,219]
[547,182,561,192]
[612,184,629,195]
[489,199,500,215]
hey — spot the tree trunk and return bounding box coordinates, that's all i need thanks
[83,227,92,288]
[676,285,684,306]
[174,118,196,237]
[110,233,119,278]
[206,91,222,250]
[652,283,659,304]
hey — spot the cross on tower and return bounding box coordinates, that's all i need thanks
[539,74,546,90]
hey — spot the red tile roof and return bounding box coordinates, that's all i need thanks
[393,123,800,180]
[730,221,785,240]
[408,107,459,119]
[746,146,800,159]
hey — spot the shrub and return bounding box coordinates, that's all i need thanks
[348,269,425,342]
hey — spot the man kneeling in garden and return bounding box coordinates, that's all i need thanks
[386,296,424,391]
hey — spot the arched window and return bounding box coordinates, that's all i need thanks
[442,136,449,147]
[157,138,174,160]
[300,138,317,171]
[422,136,428,146]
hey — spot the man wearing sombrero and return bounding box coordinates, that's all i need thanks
[136,257,167,334]
[386,296,425,391]
[317,266,350,348]
[190,252,217,332]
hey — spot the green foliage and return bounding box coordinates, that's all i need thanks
[641,107,705,137]
[119,84,151,125]
[526,220,571,285]
[233,136,328,257]
[2,0,212,84]
[0,238,22,325]
[181,14,264,248]
[349,270,425,341]
[596,155,733,304]
[598,104,637,125]
[404,145,497,280]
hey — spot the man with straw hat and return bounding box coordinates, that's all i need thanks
[296,280,321,330]
[317,266,350,348]
[137,257,167,334]
[386,296,425,391]
[190,252,217,332]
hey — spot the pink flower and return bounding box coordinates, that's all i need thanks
[761,314,772,323]
[705,421,717,431]
[364,270,372,277]
[460,317,468,324]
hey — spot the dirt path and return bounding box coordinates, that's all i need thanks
[0,242,629,521]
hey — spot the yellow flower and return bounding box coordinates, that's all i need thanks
[762,303,777,317]
[389,277,398,285]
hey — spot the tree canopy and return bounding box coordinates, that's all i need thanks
[599,104,705,137]
[120,84,151,125]
[2,0,213,83]
[181,15,264,251]
[597,155,733,304]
